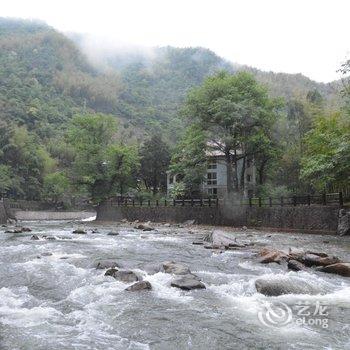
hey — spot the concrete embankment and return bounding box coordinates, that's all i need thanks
[97,201,340,234]
[14,210,96,221]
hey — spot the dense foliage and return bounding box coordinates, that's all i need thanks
[0,18,348,202]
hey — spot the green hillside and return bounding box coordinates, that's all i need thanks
[0,18,344,139]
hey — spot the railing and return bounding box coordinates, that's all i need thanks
[108,198,219,207]
[107,191,346,208]
[246,192,345,207]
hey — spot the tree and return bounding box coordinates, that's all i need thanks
[43,172,70,207]
[0,123,54,199]
[170,125,207,197]
[301,112,350,191]
[106,144,139,198]
[67,113,139,203]
[0,165,14,197]
[183,71,279,196]
[139,134,170,195]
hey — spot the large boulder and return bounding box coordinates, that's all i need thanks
[301,254,340,267]
[258,248,288,264]
[162,261,191,275]
[105,269,139,283]
[317,263,350,277]
[125,281,152,291]
[255,276,322,296]
[95,260,120,269]
[337,209,350,236]
[287,259,307,271]
[171,274,205,290]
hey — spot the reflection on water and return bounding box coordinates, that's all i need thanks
[0,221,349,350]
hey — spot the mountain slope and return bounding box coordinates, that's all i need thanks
[0,18,123,138]
[0,18,344,142]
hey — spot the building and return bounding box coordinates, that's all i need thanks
[167,147,256,199]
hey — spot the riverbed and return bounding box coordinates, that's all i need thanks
[0,221,349,350]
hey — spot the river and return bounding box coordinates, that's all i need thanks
[0,220,349,350]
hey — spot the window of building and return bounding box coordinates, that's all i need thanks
[207,172,217,185]
[207,188,217,196]
[246,158,252,168]
[247,174,251,182]
[207,159,217,169]
[169,176,173,184]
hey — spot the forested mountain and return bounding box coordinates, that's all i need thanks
[0,18,348,201]
[0,18,344,139]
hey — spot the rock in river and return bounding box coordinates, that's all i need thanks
[107,231,119,236]
[162,261,191,275]
[317,263,350,277]
[255,276,322,296]
[125,281,152,291]
[259,248,288,264]
[301,253,340,267]
[287,259,306,272]
[95,260,120,269]
[72,229,87,234]
[105,269,140,283]
[134,224,154,231]
[171,274,206,290]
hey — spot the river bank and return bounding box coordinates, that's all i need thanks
[1,220,349,349]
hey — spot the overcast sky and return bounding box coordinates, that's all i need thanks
[1,0,349,82]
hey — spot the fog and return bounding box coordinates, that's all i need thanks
[1,0,350,82]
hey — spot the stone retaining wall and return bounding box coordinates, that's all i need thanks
[0,201,7,224]
[14,210,96,221]
[96,202,219,225]
[97,202,340,233]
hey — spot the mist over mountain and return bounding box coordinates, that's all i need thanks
[0,18,344,141]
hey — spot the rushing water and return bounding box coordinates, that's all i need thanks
[0,220,349,350]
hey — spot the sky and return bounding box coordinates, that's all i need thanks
[1,0,349,82]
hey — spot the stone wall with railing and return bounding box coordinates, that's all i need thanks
[97,200,341,233]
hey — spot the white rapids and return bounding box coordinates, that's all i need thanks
[0,221,349,350]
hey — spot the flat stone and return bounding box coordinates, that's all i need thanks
[162,261,191,275]
[317,263,350,277]
[107,231,119,236]
[95,260,120,269]
[192,241,203,245]
[72,229,87,234]
[125,281,152,291]
[258,249,288,264]
[302,254,340,267]
[134,224,154,231]
[45,236,57,240]
[106,269,139,283]
[171,274,205,290]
